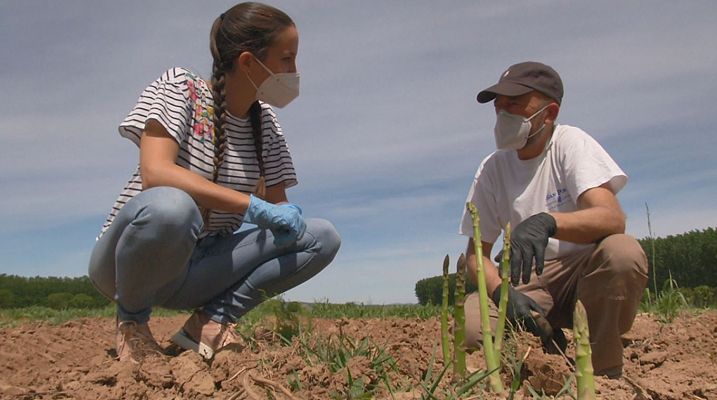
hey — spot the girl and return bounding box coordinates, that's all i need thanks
[88,2,341,363]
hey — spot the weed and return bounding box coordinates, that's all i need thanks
[268,299,308,344]
[294,327,399,398]
[655,275,688,322]
[640,273,688,323]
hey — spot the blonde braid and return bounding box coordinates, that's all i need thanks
[210,64,228,185]
[249,101,266,198]
[203,16,231,224]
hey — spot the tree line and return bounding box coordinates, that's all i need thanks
[0,275,110,309]
[1,227,713,309]
[640,227,717,289]
[416,227,717,307]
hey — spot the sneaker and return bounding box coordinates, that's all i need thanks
[116,320,163,363]
[170,311,243,360]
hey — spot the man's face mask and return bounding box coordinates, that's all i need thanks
[493,104,550,150]
[246,57,300,108]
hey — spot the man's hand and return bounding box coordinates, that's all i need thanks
[491,285,551,341]
[510,213,557,285]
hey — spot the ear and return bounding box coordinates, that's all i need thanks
[544,102,560,125]
[236,51,255,73]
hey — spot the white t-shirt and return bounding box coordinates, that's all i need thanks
[459,124,627,260]
[99,67,297,238]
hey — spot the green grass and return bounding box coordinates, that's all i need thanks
[230,298,444,329]
[5,288,702,331]
[302,300,443,320]
[4,289,702,331]
[0,305,185,328]
[0,299,440,329]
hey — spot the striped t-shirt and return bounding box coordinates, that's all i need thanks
[99,67,297,238]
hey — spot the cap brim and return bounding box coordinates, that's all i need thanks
[476,82,533,103]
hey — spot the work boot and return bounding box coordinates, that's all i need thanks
[116,320,163,363]
[170,311,244,359]
[595,365,623,379]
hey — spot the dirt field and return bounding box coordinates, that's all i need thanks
[1,310,715,399]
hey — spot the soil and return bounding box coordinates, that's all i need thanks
[0,310,715,399]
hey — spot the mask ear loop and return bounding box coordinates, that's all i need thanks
[525,103,553,140]
[253,56,275,75]
[246,71,260,91]
[527,103,552,121]
[244,54,274,92]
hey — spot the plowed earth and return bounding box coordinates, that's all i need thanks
[1,311,715,399]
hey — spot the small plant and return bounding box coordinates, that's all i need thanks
[287,370,302,392]
[418,349,452,399]
[506,345,533,400]
[418,350,497,400]
[640,272,688,322]
[270,299,307,344]
[653,273,688,323]
[296,327,399,398]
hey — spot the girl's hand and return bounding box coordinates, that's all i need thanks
[244,195,306,247]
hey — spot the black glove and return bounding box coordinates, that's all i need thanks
[545,327,568,355]
[509,213,557,285]
[491,286,567,354]
[491,285,551,341]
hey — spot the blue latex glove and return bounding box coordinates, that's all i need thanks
[271,203,306,247]
[244,195,306,247]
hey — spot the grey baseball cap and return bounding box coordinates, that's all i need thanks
[477,61,563,104]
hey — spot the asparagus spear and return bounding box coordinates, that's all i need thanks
[453,253,467,379]
[441,254,451,366]
[466,202,504,393]
[574,300,596,399]
[493,223,511,354]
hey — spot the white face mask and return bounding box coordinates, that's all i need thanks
[247,57,300,108]
[494,104,550,150]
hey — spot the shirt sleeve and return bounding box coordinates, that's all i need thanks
[459,155,503,244]
[560,127,627,200]
[261,104,298,188]
[118,67,192,146]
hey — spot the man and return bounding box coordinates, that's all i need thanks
[459,61,648,378]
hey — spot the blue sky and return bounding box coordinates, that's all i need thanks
[1,1,715,304]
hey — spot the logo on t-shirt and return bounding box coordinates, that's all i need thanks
[545,188,572,210]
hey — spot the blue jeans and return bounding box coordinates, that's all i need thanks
[88,187,341,324]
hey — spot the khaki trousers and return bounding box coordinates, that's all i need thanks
[464,234,648,375]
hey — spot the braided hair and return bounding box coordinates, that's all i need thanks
[206,2,294,219]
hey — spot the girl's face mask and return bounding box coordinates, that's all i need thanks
[493,104,550,150]
[247,57,300,108]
